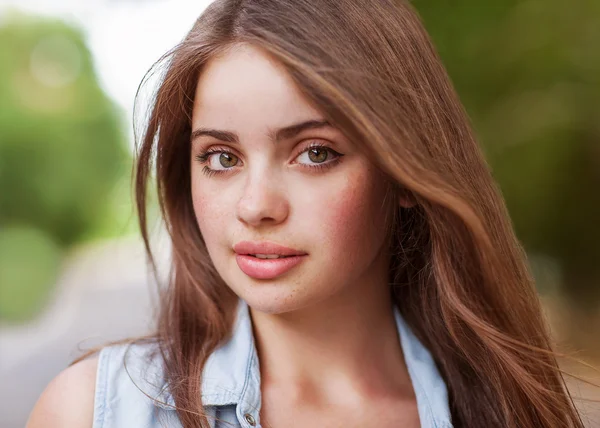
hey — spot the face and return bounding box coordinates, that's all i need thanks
[190,44,394,314]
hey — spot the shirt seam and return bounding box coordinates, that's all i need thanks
[395,307,444,428]
[93,346,110,428]
[202,391,242,405]
[236,328,257,424]
[407,364,439,428]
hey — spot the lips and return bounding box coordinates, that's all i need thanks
[233,241,307,257]
[233,241,308,279]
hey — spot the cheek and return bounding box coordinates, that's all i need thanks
[191,180,229,242]
[303,166,389,261]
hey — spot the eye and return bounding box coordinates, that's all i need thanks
[294,143,343,169]
[296,146,329,164]
[195,148,240,176]
[209,152,239,170]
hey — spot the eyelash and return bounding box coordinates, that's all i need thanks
[194,142,344,178]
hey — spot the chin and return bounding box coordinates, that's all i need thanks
[239,289,307,315]
[234,280,324,315]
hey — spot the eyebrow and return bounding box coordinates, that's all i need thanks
[190,119,332,144]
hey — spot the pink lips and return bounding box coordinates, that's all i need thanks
[233,241,308,280]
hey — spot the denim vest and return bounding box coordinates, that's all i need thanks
[93,299,453,427]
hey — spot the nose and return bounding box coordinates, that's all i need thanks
[236,169,290,228]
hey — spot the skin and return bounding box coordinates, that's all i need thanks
[26,356,97,427]
[191,43,419,427]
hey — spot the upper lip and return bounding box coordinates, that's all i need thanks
[233,241,307,256]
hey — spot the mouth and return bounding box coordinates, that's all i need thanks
[235,254,307,280]
[232,241,308,279]
[246,254,296,259]
[233,240,307,257]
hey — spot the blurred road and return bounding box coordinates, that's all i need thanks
[0,234,169,428]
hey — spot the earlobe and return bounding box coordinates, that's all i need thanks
[398,189,417,208]
[381,174,417,209]
[391,182,417,209]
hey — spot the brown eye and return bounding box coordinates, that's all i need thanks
[307,147,328,164]
[219,152,238,168]
[294,144,343,171]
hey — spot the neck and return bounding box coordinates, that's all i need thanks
[249,255,412,403]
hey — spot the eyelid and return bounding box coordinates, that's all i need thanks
[197,139,335,159]
[198,144,240,156]
[291,139,336,159]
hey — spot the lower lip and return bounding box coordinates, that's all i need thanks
[235,254,307,279]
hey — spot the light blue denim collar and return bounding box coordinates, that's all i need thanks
[156,299,452,427]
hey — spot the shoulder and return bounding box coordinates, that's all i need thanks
[26,341,168,428]
[26,355,99,428]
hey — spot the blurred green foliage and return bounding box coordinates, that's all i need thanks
[414,0,600,308]
[0,12,129,322]
[0,226,61,320]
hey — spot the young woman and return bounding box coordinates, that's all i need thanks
[27,0,589,427]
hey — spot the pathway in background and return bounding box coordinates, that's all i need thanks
[0,232,170,428]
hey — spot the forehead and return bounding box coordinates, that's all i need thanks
[192,44,322,131]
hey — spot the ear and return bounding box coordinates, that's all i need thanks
[397,187,417,209]
[379,171,417,209]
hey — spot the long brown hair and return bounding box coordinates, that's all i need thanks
[84,0,591,426]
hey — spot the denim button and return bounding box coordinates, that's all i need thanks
[244,413,256,426]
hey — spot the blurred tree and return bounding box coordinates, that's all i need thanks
[0,226,61,321]
[414,0,600,310]
[0,12,129,321]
